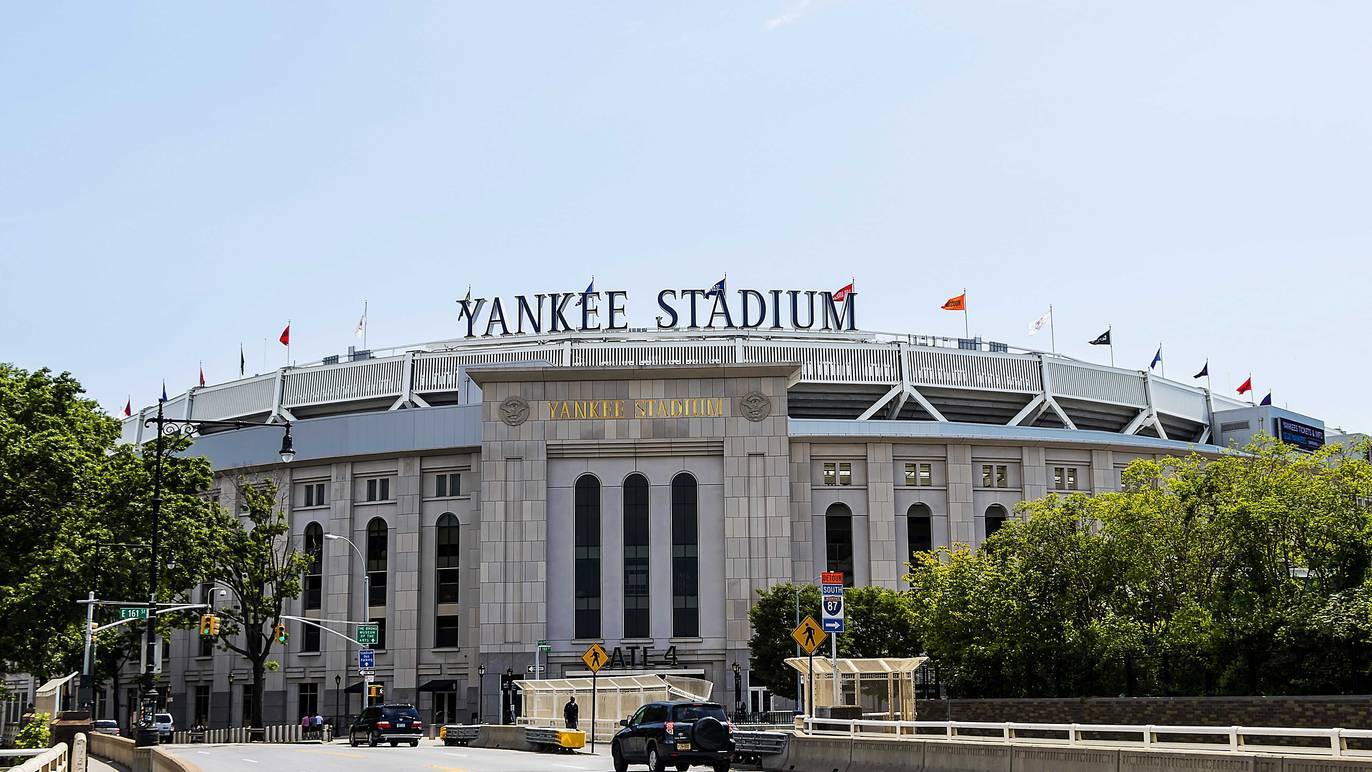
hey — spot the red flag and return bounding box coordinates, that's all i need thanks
[1237,376,1252,395]
[832,282,854,302]
[199,364,205,387]
[941,292,966,311]
[122,398,132,418]
[279,324,290,346]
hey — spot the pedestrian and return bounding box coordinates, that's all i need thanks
[300,714,311,738]
[312,712,323,739]
[563,696,579,729]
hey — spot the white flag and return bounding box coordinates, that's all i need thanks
[1028,310,1051,335]
[355,309,367,338]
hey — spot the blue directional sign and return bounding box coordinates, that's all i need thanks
[820,576,846,633]
[358,648,375,670]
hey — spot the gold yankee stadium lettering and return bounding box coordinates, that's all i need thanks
[546,398,727,420]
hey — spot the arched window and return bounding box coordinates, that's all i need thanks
[574,475,601,640]
[434,513,461,647]
[303,523,323,610]
[623,473,651,639]
[825,503,855,587]
[671,473,699,638]
[984,504,1008,539]
[366,518,388,608]
[906,503,933,555]
[435,514,460,604]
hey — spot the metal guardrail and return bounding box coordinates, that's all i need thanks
[801,717,1372,759]
[734,730,790,757]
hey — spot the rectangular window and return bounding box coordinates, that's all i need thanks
[435,473,461,498]
[302,623,320,653]
[671,475,699,638]
[365,478,391,502]
[194,684,211,727]
[302,482,325,508]
[1053,467,1064,490]
[575,478,601,640]
[368,570,387,607]
[823,463,837,486]
[904,463,917,486]
[919,463,932,486]
[435,615,461,648]
[1066,468,1079,490]
[838,463,852,486]
[996,465,1008,488]
[623,477,651,640]
[241,684,255,725]
[297,683,318,719]
[981,464,993,488]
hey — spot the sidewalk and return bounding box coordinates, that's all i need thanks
[89,756,127,772]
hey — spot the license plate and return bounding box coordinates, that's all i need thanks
[678,742,691,751]
[395,722,407,728]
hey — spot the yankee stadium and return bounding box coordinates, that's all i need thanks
[110,284,1330,730]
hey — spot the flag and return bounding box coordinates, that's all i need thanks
[1089,330,1111,346]
[240,343,246,376]
[1237,376,1252,395]
[462,286,472,304]
[1028,310,1051,335]
[160,382,168,402]
[707,275,727,297]
[832,281,854,303]
[941,292,966,311]
[575,277,594,306]
[1260,391,1272,406]
[1149,346,1162,371]
[199,364,205,387]
[1194,360,1209,379]
[279,324,290,346]
[122,398,132,418]
[355,307,367,338]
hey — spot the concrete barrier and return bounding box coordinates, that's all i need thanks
[912,739,1013,772]
[1011,745,1120,772]
[89,733,136,767]
[763,735,854,772]
[846,737,923,772]
[149,747,197,772]
[471,725,536,752]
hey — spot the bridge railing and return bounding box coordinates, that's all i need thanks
[800,717,1372,758]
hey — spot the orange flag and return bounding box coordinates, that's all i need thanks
[941,292,966,311]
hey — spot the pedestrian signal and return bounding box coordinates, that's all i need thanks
[367,684,384,699]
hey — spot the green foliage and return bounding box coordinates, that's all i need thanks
[747,583,923,700]
[15,712,51,749]
[0,365,216,680]
[906,437,1372,697]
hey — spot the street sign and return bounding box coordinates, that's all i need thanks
[363,673,375,684]
[527,664,536,674]
[358,649,375,670]
[792,616,827,655]
[356,624,379,646]
[821,573,845,633]
[119,607,148,621]
[581,642,609,673]
[537,639,551,652]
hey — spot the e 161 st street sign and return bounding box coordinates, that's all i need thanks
[356,624,379,646]
[119,607,148,621]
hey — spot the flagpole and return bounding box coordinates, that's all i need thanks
[262,338,267,375]
[962,288,969,338]
[363,301,368,351]
[1108,325,1114,368]
[1249,372,1255,406]
[1159,342,1165,379]
[1048,304,1056,354]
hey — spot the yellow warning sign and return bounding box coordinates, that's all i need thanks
[581,642,610,673]
[793,616,827,655]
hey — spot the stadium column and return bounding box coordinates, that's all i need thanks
[865,442,898,588]
[788,441,814,583]
[1091,450,1115,492]
[945,444,975,545]
[391,457,422,706]
[1020,447,1048,501]
[325,463,354,722]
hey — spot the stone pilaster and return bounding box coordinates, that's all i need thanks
[865,442,898,588]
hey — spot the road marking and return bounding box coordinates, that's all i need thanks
[240,759,258,764]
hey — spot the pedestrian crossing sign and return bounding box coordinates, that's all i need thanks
[582,642,610,673]
[792,616,827,655]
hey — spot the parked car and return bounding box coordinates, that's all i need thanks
[348,704,423,748]
[92,719,121,736]
[611,700,733,772]
[153,713,174,742]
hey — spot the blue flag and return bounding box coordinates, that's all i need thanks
[575,277,594,307]
[707,276,726,296]
[1150,346,1162,371]
[160,381,168,402]
[1260,392,1272,406]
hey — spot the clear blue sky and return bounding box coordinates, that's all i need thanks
[2,2,1369,431]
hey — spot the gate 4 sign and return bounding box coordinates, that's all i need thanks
[821,582,845,633]
[792,616,827,655]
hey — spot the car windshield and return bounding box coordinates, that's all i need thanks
[672,704,726,722]
[95,720,117,727]
[382,706,420,719]
[155,714,172,723]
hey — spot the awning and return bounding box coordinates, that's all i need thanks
[345,681,366,694]
[416,679,460,692]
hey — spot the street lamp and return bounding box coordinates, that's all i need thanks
[334,674,342,735]
[136,400,295,747]
[476,664,486,725]
[503,667,514,725]
[732,662,743,719]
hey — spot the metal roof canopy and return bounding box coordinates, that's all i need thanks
[785,657,928,720]
[784,656,927,676]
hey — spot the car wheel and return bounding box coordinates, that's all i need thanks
[410,740,419,747]
[389,740,398,747]
[612,741,629,772]
[713,763,730,772]
[677,764,690,771]
[648,744,666,772]
[368,730,379,748]
[349,730,358,748]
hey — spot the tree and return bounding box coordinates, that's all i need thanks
[203,479,309,730]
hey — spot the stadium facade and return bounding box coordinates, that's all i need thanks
[83,288,1332,730]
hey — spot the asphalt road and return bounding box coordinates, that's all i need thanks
[164,741,620,772]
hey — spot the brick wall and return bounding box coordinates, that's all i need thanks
[915,695,1372,728]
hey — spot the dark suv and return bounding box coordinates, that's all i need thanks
[612,700,733,772]
[348,704,423,747]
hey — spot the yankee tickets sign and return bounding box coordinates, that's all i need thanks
[456,288,856,338]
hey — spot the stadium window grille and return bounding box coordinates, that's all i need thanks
[365,478,391,502]
[907,503,933,554]
[823,463,837,486]
[435,513,460,604]
[838,463,852,486]
[623,473,651,639]
[671,472,699,638]
[435,472,461,498]
[1066,468,1079,490]
[367,518,387,607]
[574,475,601,639]
[981,464,993,488]
[824,503,855,587]
[996,465,1008,488]
[302,482,325,508]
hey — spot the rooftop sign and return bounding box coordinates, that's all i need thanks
[456,288,856,339]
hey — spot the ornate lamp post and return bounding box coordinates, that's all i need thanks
[732,662,743,719]
[135,400,295,746]
[476,663,486,725]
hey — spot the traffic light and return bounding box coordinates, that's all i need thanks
[274,623,288,644]
[208,616,220,636]
[367,684,383,699]
[199,614,213,637]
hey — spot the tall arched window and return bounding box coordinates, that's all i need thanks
[435,513,461,647]
[671,473,699,638]
[623,473,651,639]
[906,503,933,555]
[366,518,388,608]
[825,503,855,587]
[574,475,601,640]
[984,504,1008,539]
[303,522,323,610]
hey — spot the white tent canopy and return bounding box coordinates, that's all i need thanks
[785,657,928,720]
[516,674,714,740]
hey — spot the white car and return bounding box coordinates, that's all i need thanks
[93,719,121,736]
[153,713,174,742]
